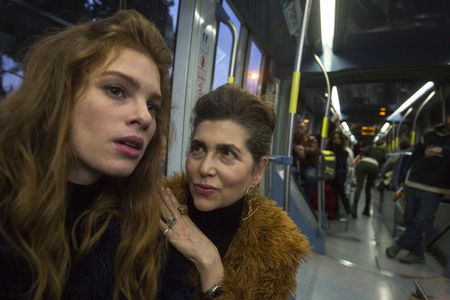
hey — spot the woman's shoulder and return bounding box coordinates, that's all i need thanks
[222,197,311,295]
[240,198,311,259]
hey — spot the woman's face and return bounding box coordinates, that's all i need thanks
[68,48,162,184]
[333,134,342,145]
[186,120,267,212]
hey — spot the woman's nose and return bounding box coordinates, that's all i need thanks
[128,100,152,130]
[199,154,217,176]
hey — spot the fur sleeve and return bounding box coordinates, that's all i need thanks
[218,201,311,299]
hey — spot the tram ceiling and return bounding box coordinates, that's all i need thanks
[306,0,450,137]
[228,0,449,136]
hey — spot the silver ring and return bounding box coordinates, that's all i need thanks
[163,228,170,237]
[167,216,177,228]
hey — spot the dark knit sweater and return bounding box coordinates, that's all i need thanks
[0,182,120,299]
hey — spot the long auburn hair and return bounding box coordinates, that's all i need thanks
[0,10,171,300]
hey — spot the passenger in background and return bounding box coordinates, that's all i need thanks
[352,139,365,158]
[345,139,356,199]
[292,120,319,200]
[158,85,311,299]
[386,108,450,264]
[0,10,171,300]
[328,130,352,217]
[380,139,411,190]
[352,139,386,217]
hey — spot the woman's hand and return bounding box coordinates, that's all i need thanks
[159,188,224,292]
[425,146,442,157]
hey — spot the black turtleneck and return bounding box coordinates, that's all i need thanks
[158,194,245,299]
[66,181,103,230]
[187,194,244,258]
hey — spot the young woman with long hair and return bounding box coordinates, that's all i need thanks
[0,10,171,300]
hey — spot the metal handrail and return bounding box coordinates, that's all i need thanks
[215,5,238,85]
[411,91,435,145]
[396,107,413,150]
[282,0,313,213]
[413,280,430,300]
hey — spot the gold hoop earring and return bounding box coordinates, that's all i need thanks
[242,184,259,220]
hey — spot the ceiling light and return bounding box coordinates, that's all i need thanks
[380,122,390,133]
[341,121,350,133]
[331,86,341,117]
[387,81,434,121]
[320,0,335,49]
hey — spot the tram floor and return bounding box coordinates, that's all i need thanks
[294,191,450,300]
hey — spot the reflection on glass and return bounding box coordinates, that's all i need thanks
[244,41,262,95]
[212,0,240,89]
[0,1,179,97]
[1,54,23,98]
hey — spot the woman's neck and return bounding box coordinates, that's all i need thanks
[187,195,244,258]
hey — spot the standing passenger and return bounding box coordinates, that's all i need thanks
[158,85,311,299]
[0,10,171,300]
[386,108,450,264]
[352,139,386,217]
[329,130,352,217]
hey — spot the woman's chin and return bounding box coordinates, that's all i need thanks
[193,198,217,212]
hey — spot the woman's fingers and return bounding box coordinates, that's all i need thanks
[160,219,172,238]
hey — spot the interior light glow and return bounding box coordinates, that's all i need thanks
[387,81,434,121]
[341,121,350,133]
[248,72,259,80]
[331,86,341,117]
[320,0,335,49]
[380,122,390,133]
[195,10,205,25]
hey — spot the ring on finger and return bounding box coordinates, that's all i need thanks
[167,216,177,228]
[163,228,170,237]
[177,204,188,215]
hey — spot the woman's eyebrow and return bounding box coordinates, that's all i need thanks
[217,143,242,154]
[101,70,162,101]
[101,70,141,89]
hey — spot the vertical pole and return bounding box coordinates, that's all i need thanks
[283,0,313,212]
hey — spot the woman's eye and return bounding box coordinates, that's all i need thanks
[189,143,205,157]
[221,148,237,159]
[105,85,125,98]
[147,102,161,115]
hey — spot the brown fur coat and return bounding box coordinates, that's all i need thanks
[162,174,311,299]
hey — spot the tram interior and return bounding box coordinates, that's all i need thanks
[1,0,450,299]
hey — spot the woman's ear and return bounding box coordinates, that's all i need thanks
[252,156,269,185]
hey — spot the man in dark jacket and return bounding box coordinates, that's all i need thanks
[386,109,450,264]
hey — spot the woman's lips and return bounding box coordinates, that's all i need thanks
[114,136,144,158]
[193,183,218,196]
[115,142,141,158]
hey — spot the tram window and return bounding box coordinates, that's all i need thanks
[244,41,262,95]
[168,0,180,32]
[1,54,23,98]
[0,1,178,98]
[212,0,241,89]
